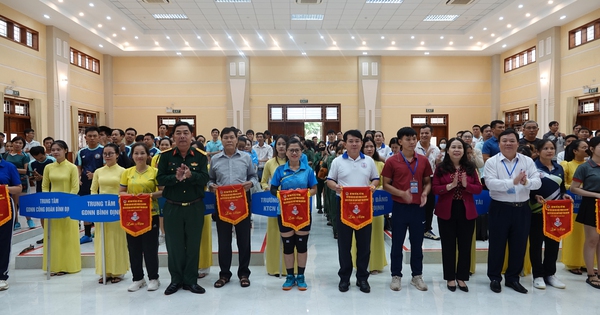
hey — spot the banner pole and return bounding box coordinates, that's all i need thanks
[46,219,51,280]
[101,222,106,285]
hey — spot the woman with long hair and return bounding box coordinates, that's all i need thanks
[119,143,163,292]
[41,140,81,276]
[261,135,289,277]
[90,143,128,283]
[432,137,482,292]
[5,136,32,230]
[570,137,600,289]
[529,139,570,289]
[560,139,589,275]
[270,138,317,290]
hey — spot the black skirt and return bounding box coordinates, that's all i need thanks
[576,197,598,227]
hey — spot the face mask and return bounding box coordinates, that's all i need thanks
[330,150,336,155]
[440,144,446,150]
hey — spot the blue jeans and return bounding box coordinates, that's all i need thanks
[390,202,425,278]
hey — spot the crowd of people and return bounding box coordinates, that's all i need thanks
[0,119,599,295]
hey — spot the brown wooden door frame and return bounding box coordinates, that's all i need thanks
[410,114,449,145]
[267,104,341,141]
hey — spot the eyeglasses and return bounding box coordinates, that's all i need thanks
[287,149,301,154]
[462,136,472,139]
[103,152,116,157]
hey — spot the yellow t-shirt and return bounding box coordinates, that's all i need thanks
[560,159,585,190]
[120,166,160,215]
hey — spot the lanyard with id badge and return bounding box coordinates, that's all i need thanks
[502,158,518,194]
[400,152,419,194]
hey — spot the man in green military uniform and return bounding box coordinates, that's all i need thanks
[157,121,209,295]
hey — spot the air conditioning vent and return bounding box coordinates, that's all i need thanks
[142,0,170,4]
[446,0,475,4]
[296,0,323,4]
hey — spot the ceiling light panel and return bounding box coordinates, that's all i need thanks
[423,15,459,22]
[291,14,324,21]
[215,0,251,2]
[153,14,189,20]
[366,0,403,3]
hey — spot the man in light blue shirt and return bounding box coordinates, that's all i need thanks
[205,128,223,160]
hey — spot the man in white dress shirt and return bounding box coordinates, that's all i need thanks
[484,129,541,294]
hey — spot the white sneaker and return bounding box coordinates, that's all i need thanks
[390,276,402,291]
[410,275,428,291]
[158,235,165,245]
[545,275,566,289]
[128,279,146,292]
[533,277,546,289]
[0,280,8,291]
[147,279,160,291]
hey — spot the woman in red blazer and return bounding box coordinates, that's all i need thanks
[432,138,483,293]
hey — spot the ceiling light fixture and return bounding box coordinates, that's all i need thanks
[185,41,189,46]
[107,16,111,20]
[258,35,263,40]
[499,17,504,20]
[420,41,424,45]
[44,14,50,19]
[134,36,138,39]
[502,44,507,47]
[362,41,366,45]
[477,42,481,45]
[228,35,232,39]
[122,27,126,30]
[177,52,182,55]
[381,36,385,39]
[197,36,201,39]
[58,0,63,2]
[239,52,245,56]
[332,41,336,45]
[548,0,553,4]
[351,36,355,39]
[214,41,219,45]
[79,12,84,17]
[491,33,495,37]
[166,36,170,39]
[449,41,453,45]
[411,36,414,39]
[363,52,367,55]
[112,33,117,37]
[526,13,531,17]
[89,3,94,7]
[469,36,473,39]
[366,0,403,3]
[507,24,512,28]
[302,52,307,55]
[155,41,159,45]
[518,4,523,8]
[289,35,293,39]
[424,52,429,55]
[391,41,395,45]
[320,35,324,39]
[124,42,129,46]
[560,15,566,20]
[440,36,444,39]
[98,24,102,28]
[483,27,487,30]
[99,44,103,47]
[153,13,188,20]
[273,41,278,46]
[291,14,324,21]
[423,15,459,22]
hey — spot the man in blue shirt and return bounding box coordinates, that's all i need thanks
[144,132,161,157]
[482,120,505,162]
[75,126,104,244]
[205,128,223,160]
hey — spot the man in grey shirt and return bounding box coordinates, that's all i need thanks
[208,126,259,289]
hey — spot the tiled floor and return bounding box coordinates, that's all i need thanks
[3,212,599,315]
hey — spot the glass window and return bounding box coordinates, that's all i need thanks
[326,107,338,120]
[575,30,582,46]
[412,117,427,124]
[0,20,6,37]
[583,101,594,113]
[15,104,25,115]
[161,118,176,125]
[271,107,283,120]
[26,31,32,47]
[430,117,445,124]
[587,25,595,42]
[180,118,195,126]
[522,52,528,65]
[531,48,536,62]
[13,25,19,41]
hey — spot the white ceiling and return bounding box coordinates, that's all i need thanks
[2,0,599,57]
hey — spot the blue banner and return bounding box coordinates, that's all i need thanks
[19,192,74,219]
[204,192,216,215]
[566,191,582,214]
[250,191,279,217]
[474,190,491,215]
[68,194,120,222]
[373,190,393,216]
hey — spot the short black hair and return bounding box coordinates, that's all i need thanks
[264,130,271,136]
[327,129,336,135]
[98,126,112,135]
[30,146,45,156]
[220,127,237,138]
[211,128,220,134]
[85,126,100,135]
[42,137,54,143]
[343,129,363,141]
[245,129,254,135]
[548,121,558,128]
[564,134,578,142]
[572,124,582,131]
[159,124,169,129]
[397,127,417,139]
[113,128,125,137]
[125,127,137,135]
[472,124,481,129]
[135,135,144,142]
[498,128,519,141]
[490,120,504,129]
[256,132,264,138]
[481,124,490,131]
[24,128,34,135]
[144,132,155,139]
[173,121,193,133]
[420,124,433,133]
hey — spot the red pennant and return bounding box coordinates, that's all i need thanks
[278,189,311,231]
[340,186,373,230]
[119,194,152,236]
[216,184,249,225]
[0,185,12,227]
[542,199,573,242]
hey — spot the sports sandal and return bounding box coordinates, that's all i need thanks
[586,275,600,289]
[214,277,230,288]
[240,277,251,288]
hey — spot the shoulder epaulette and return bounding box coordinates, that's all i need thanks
[195,148,207,156]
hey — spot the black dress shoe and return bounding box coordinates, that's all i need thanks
[164,283,182,295]
[458,284,469,292]
[356,280,371,293]
[505,281,528,294]
[183,284,206,294]
[339,281,350,292]
[490,280,502,293]
[447,284,456,292]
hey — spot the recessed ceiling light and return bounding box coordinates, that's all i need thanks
[122,27,126,30]
[153,14,188,20]
[228,35,232,39]
[507,24,512,28]
[499,17,504,20]
[518,4,523,8]
[79,12,84,17]
[351,36,355,39]
[548,0,553,4]
[185,41,189,46]
[273,41,278,46]
[44,14,50,19]
[502,44,507,48]
[366,0,403,3]
[216,0,251,2]
[526,13,531,17]
[449,41,453,45]
[112,33,117,37]
[291,14,324,21]
[469,36,473,39]
[362,52,367,55]
[477,42,481,45]
[134,36,138,39]
[411,36,414,39]
[58,0,63,2]
[320,35,324,39]
[423,15,459,22]
[155,41,159,45]
[239,52,244,56]
[166,36,170,39]
[289,35,293,39]
[560,15,566,20]
[381,36,385,39]
[362,41,366,45]
[107,16,111,20]
[176,52,182,55]
[97,24,102,28]
[483,27,487,31]
[258,35,263,40]
[244,40,249,45]
[332,41,336,45]
[124,42,129,46]
[440,36,444,39]
[420,41,424,45]
[98,44,103,47]
[89,3,94,7]
[391,41,395,45]
[424,52,429,55]
[302,52,307,55]
[491,33,495,37]
[214,41,219,45]
[197,36,201,39]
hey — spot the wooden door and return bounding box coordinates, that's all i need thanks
[411,114,449,145]
[4,117,31,140]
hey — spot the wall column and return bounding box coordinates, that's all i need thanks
[536,27,561,131]
[491,54,501,120]
[358,56,381,132]
[45,26,71,144]
[103,54,114,127]
[226,57,250,131]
